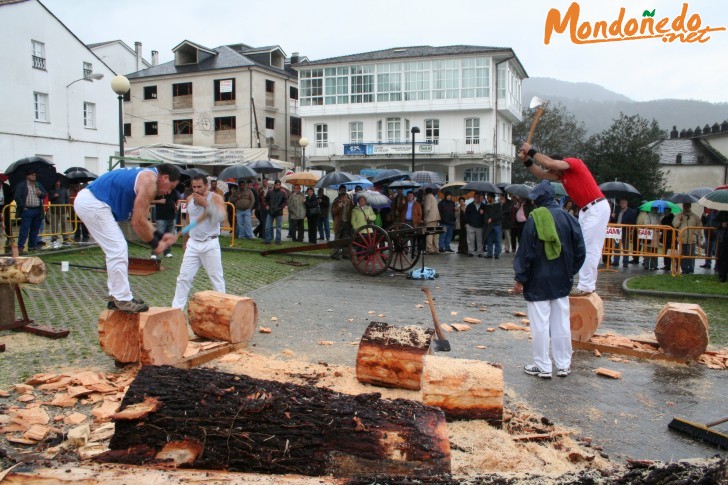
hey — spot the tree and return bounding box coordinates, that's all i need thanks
[582,113,667,201]
[511,103,587,184]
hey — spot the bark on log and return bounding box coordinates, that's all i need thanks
[655,302,709,359]
[98,308,189,365]
[569,292,604,342]
[0,284,15,328]
[0,257,47,285]
[187,290,257,344]
[421,355,504,427]
[356,321,434,390]
[97,365,451,478]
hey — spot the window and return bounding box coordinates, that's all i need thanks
[290,116,301,137]
[386,118,401,143]
[143,86,157,100]
[315,123,328,148]
[214,78,235,103]
[349,122,363,143]
[465,118,480,145]
[173,119,193,135]
[377,63,402,102]
[300,69,323,106]
[31,40,45,70]
[464,166,490,182]
[432,59,459,100]
[83,62,93,79]
[350,65,374,103]
[425,119,440,144]
[265,80,275,93]
[290,86,299,100]
[461,57,488,98]
[676,154,683,164]
[324,67,348,104]
[123,123,131,137]
[83,102,96,128]
[404,61,430,101]
[144,122,158,135]
[265,117,275,130]
[122,90,131,102]
[377,120,383,142]
[215,116,236,131]
[173,82,192,96]
[173,82,192,109]
[33,92,48,122]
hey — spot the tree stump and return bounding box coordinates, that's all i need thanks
[98,308,188,365]
[187,290,257,344]
[569,292,604,342]
[655,302,709,359]
[0,256,47,285]
[356,322,434,390]
[421,355,504,427]
[97,365,451,478]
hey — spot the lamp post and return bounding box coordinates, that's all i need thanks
[299,137,309,171]
[410,126,420,173]
[111,75,131,167]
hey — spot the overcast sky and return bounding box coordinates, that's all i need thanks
[42,0,727,103]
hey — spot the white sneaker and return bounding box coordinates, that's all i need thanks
[165,253,173,258]
[150,254,158,260]
[524,364,552,379]
[557,368,571,377]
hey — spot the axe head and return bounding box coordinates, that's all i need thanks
[529,96,547,110]
[205,201,226,223]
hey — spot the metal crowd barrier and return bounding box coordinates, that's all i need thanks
[2,203,80,249]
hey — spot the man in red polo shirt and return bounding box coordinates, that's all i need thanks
[519,142,610,295]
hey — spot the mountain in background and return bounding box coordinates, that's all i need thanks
[523,77,728,135]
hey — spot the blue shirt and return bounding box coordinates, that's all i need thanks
[88,167,157,221]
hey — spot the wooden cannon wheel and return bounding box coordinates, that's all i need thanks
[349,224,393,276]
[387,222,421,272]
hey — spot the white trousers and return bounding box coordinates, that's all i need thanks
[577,200,610,292]
[172,238,225,309]
[527,297,572,373]
[73,189,133,301]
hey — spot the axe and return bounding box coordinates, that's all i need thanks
[526,96,547,145]
[180,200,225,235]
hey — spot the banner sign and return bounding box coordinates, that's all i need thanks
[124,144,269,166]
[605,226,622,240]
[637,228,654,240]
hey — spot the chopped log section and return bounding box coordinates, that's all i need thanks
[0,256,47,285]
[356,321,434,390]
[569,292,604,342]
[98,308,188,365]
[97,365,451,478]
[187,290,257,344]
[655,302,709,359]
[421,355,504,427]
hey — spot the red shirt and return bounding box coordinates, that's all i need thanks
[560,158,603,207]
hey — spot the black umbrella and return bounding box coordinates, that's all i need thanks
[180,167,211,181]
[314,171,357,189]
[461,181,501,194]
[667,193,699,204]
[64,169,98,184]
[505,184,532,199]
[246,159,283,174]
[64,166,87,174]
[372,169,411,185]
[218,164,257,181]
[688,187,714,199]
[388,179,422,189]
[598,181,641,199]
[5,156,57,191]
[496,182,509,191]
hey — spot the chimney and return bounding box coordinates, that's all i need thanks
[670,126,678,139]
[135,41,142,71]
[679,129,687,138]
[151,50,159,67]
[291,52,300,64]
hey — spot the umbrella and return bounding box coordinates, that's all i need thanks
[0,171,7,183]
[640,200,682,214]
[218,164,257,181]
[418,182,442,191]
[64,169,98,183]
[698,190,728,211]
[356,190,392,209]
[550,182,567,197]
[372,169,411,185]
[411,170,445,186]
[329,178,373,190]
[496,182,509,191]
[667,193,699,204]
[505,183,532,199]
[5,156,57,191]
[180,168,211,180]
[281,171,320,186]
[461,181,501,194]
[246,159,283,174]
[64,166,87,174]
[688,187,714,199]
[598,181,641,199]
[314,171,357,189]
[388,180,421,189]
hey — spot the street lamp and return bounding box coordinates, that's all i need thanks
[111,75,131,167]
[66,72,104,88]
[410,126,420,172]
[299,137,309,171]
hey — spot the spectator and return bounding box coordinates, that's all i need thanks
[437,191,456,253]
[484,192,503,259]
[230,179,255,240]
[423,187,440,255]
[501,194,514,253]
[48,178,70,246]
[304,187,320,244]
[210,178,224,197]
[610,198,637,267]
[150,187,180,259]
[317,188,331,241]
[641,206,662,270]
[673,203,703,274]
[352,195,376,231]
[254,178,270,239]
[264,180,287,245]
[13,169,47,253]
[331,185,354,260]
[287,184,305,242]
[464,193,486,257]
[713,210,728,283]
[701,209,718,269]
[456,196,468,255]
[399,191,422,227]
[660,210,676,271]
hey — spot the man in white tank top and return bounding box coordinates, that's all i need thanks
[172,175,227,309]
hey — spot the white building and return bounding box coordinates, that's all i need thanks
[296,45,527,183]
[88,40,154,76]
[0,0,120,176]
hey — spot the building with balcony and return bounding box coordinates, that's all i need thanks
[296,45,527,184]
[124,41,300,166]
[0,0,120,176]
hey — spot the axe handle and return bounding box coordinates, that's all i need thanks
[526,107,545,145]
[421,287,447,342]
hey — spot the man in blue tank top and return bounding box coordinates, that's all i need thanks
[73,163,181,313]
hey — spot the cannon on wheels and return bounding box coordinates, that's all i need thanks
[261,224,443,276]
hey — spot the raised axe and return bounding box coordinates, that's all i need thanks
[526,96,548,144]
[180,199,225,236]
[421,287,451,352]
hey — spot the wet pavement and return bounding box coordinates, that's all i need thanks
[245,249,728,463]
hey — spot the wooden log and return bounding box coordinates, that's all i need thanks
[0,284,14,328]
[98,308,189,365]
[569,292,604,342]
[655,302,709,359]
[0,257,47,285]
[96,365,451,478]
[187,290,257,344]
[356,321,434,390]
[421,355,504,427]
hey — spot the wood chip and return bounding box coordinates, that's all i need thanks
[0,389,10,397]
[72,371,103,387]
[377,314,385,318]
[475,345,487,349]
[17,394,36,402]
[347,318,354,322]
[450,311,459,316]
[24,424,50,441]
[219,353,242,362]
[451,323,471,332]
[513,311,527,317]
[48,393,78,408]
[594,367,622,379]
[25,373,59,386]
[67,424,90,447]
[270,316,278,321]
[281,349,295,356]
[6,436,37,445]
[487,328,496,332]
[499,323,530,332]
[415,304,424,308]
[86,383,117,394]
[111,397,162,421]
[67,386,93,399]
[440,323,453,332]
[63,412,88,426]
[10,407,50,427]
[89,422,115,442]
[318,341,335,346]
[0,424,25,433]
[77,442,109,460]
[520,318,530,325]
[462,317,482,324]
[13,384,34,394]
[593,349,602,357]
[91,399,121,422]
[37,377,73,391]
[258,327,271,333]
[368,311,375,314]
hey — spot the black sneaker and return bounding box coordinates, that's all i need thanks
[524,364,552,379]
